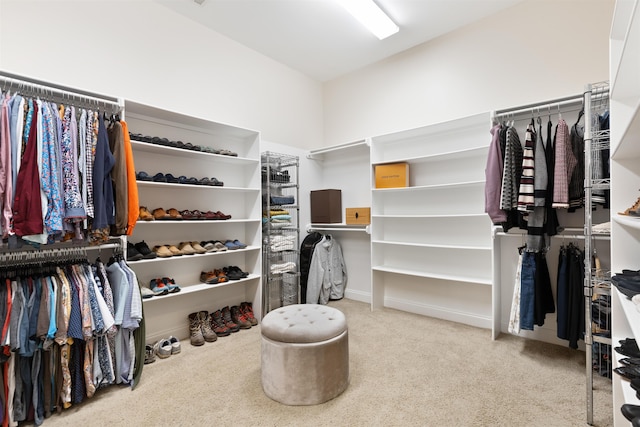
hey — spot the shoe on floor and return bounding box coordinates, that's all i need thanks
[153,339,172,359]
[188,312,205,346]
[144,345,156,364]
[210,310,231,337]
[198,311,218,342]
[231,305,252,329]
[167,336,181,354]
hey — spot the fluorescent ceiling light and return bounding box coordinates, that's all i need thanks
[336,0,399,40]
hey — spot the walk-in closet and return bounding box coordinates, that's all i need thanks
[0,0,628,425]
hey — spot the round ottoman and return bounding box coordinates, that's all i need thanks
[260,304,349,405]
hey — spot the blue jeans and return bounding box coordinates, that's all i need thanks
[519,251,536,330]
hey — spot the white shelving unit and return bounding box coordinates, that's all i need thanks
[124,100,262,344]
[369,112,494,333]
[610,1,640,424]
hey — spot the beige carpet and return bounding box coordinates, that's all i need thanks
[34,299,613,427]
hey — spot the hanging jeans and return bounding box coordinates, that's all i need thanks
[556,248,569,340]
[519,251,536,331]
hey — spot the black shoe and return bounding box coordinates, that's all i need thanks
[622,404,640,422]
[614,365,640,381]
[127,242,143,261]
[134,241,157,260]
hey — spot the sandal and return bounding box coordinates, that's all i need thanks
[619,197,640,216]
[180,209,199,220]
[136,171,153,181]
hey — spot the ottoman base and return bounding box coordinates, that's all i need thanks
[261,330,349,405]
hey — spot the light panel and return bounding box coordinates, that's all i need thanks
[336,0,399,40]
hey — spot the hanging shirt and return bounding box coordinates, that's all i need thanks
[552,118,576,208]
[485,123,507,224]
[13,101,44,236]
[0,93,13,237]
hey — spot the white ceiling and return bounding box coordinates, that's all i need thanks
[157,0,524,82]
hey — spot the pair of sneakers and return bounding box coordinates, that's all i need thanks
[149,278,181,296]
[150,336,181,360]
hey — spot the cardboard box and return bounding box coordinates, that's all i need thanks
[346,207,371,225]
[375,162,409,188]
[310,189,342,223]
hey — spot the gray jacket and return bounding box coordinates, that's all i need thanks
[306,235,347,304]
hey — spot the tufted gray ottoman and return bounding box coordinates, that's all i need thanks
[260,304,349,405]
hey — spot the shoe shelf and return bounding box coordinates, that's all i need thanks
[136,181,260,193]
[130,140,258,165]
[128,246,260,265]
[608,8,640,420]
[142,274,261,302]
[125,99,261,344]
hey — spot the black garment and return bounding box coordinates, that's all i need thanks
[543,120,560,236]
[566,245,585,349]
[599,111,610,209]
[299,232,323,304]
[533,252,555,327]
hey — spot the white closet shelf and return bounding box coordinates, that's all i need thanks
[125,104,259,138]
[372,180,484,192]
[127,246,259,265]
[306,223,370,233]
[372,240,490,251]
[615,287,640,341]
[136,219,260,225]
[371,145,488,166]
[373,213,486,219]
[372,265,492,285]
[611,98,640,159]
[613,214,640,230]
[131,141,258,164]
[307,139,369,160]
[142,274,260,302]
[136,181,260,192]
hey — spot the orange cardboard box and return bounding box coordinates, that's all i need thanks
[375,163,409,188]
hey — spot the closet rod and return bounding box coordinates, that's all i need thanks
[0,71,122,110]
[493,95,583,119]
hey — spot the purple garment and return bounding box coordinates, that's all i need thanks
[485,123,506,224]
[0,94,13,237]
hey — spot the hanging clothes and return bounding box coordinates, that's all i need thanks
[556,243,585,349]
[299,232,323,304]
[307,234,347,305]
[568,111,585,211]
[484,123,507,225]
[552,118,577,208]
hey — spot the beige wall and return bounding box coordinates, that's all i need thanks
[0,0,324,149]
[322,0,615,146]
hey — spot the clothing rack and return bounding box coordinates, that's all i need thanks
[0,70,123,113]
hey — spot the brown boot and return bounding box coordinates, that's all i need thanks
[220,306,240,333]
[230,306,252,329]
[188,312,205,346]
[210,311,231,337]
[240,301,258,326]
[198,311,218,342]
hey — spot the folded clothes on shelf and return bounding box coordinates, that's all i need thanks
[269,234,296,251]
[270,261,296,274]
[270,195,295,205]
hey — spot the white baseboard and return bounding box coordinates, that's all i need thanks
[383,296,492,330]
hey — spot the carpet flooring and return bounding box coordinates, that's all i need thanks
[34,298,613,427]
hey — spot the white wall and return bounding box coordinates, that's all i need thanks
[323,0,615,146]
[0,0,323,150]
